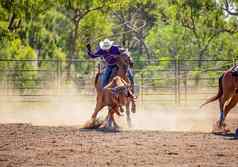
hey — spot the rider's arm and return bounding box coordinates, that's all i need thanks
[87,46,103,58]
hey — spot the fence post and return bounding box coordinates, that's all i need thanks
[177,59,181,105]
[184,73,188,105]
[56,59,61,95]
[174,58,181,105]
[175,59,178,104]
[140,72,144,105]
[6,76,8,96]
[6,61,9,96]
[233,58,236,66]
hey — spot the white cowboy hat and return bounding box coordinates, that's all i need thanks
[99,39,113,50]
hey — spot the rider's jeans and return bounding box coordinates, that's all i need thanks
[101,64,118,88]
[101,64,134,88]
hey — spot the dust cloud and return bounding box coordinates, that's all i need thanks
[0,83,219,132]
[0,83,103,126]
[129,103,217,132]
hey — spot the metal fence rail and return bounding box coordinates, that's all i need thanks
[0,59,236,104]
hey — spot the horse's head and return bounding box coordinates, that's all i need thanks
[116,50,133,71]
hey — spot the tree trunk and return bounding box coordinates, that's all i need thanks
[67,20,79,80]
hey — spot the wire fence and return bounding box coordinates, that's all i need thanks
[0,58,236,104]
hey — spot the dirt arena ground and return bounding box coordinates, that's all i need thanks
[0,118,237,167]
[0,94,238,167]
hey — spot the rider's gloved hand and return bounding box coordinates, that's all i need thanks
[86,44,91,52]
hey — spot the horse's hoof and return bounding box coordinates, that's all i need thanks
[214,121,226,129]
[212,122,223,134]
[131,105,136,113]
[212,123,230,135]
[82,118,95,129]
[99,120,108,129]
[223,127,230,134]
[220,122,230,134]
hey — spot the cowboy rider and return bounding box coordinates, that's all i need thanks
[86,38,134,89]
[86,38,136,112]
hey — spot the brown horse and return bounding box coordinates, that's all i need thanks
[201,65,238,133]
[85,52,136,129]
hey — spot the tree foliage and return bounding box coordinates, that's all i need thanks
[1,0,238,91]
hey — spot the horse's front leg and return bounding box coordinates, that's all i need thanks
[109,106,121,129]
[131,100,136,113]
[83,100,104,129]
[221,94,238,132]
[100,106,120,129]
[126,102,132,128]
[91,94,104,119]
[224,94,238,119]
[111,109,120,129]
[213,93,232,133]
[127,88,136,113]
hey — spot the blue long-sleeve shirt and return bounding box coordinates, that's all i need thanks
[88,45,124,65]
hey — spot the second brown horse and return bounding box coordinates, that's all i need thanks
[201,65,238,133]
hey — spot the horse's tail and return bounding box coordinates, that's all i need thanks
[94,64,101,86]
[200,74,224,108]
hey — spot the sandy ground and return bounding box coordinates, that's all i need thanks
[0,93,238,167]
[0,119,237,167]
